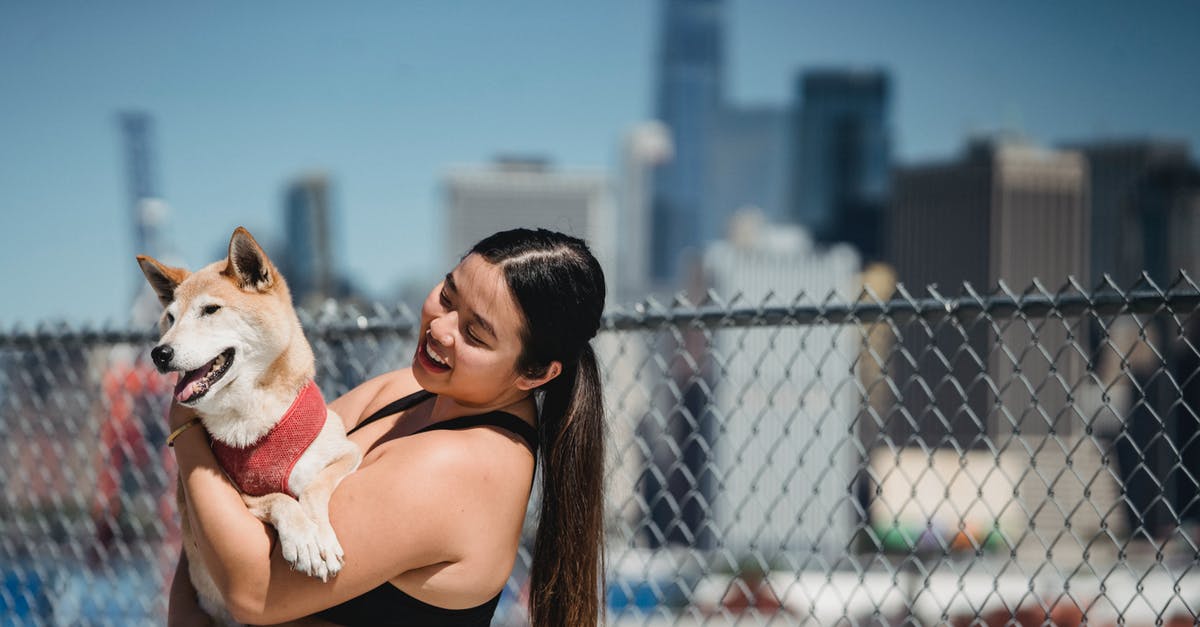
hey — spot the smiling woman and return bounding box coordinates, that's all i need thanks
[166,227,608,627]
[411,255,557,409]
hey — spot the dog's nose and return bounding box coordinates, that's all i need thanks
[151,344,174,371]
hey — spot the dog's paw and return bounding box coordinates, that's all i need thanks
[316,521,346,572]
[278,517,342,581]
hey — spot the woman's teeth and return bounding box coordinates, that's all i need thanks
[426,342,448,367]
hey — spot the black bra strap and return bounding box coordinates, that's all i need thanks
[349,390,538,453]
[349,389,435,435]
[415,412,539,451]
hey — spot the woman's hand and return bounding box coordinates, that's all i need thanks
[167,398,199,431]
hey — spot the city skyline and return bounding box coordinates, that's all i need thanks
[3,1,1199,324]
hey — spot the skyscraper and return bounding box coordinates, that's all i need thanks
[888,138,1109,563]
[709,107,790,225]
[889,137,1090,445]
[789,69,891,260]
[119,112,164,263]
[282,172,339,309]
[1134,159,1200,283]
[1063,140,1191,286]
[119,111,175,326]
[650,0,724,285]
[1122,157,1200,532]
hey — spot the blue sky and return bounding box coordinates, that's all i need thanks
[2,1,1198,324]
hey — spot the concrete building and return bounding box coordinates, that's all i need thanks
[886,137,1140,565]
[442,157,615,290]
[889,137,1090,445]
[616,122,673,306]
[699,208,862,556]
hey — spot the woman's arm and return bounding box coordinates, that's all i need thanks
[168,399,474,625]
[167,550,211,627]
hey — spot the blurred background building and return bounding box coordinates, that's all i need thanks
[708,107,790,245]
[888,136,1090,444]
[1063,140,1194,287]
[788,69,891,261]
[119,111,175,328]
[441,156,615,290]
[282,173,334,301]
[646,0,892,295]
[616,122,673,305]
[650,0,725,286]
[278,170,362,309]
[701,209,861,556]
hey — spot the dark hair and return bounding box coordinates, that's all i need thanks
[469,228,606,627]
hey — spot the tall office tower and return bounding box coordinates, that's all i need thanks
[889,137,1090,446]
[709,107,790,225]
[889,138,1108,564]
[789,69,891,260]
[1063,140,1191,286]
[443,157,614,288]
[282,172,340,309]
[650,0,725,285]
[119,111,173,326]
[617,122,673,305]
[699,208,861,555]
[1097,155,1200,533]
[1135,159,1200,282]
[119,112,164,261]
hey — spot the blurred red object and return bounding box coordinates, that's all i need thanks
[91,360,171,557]
[721,575,782,614]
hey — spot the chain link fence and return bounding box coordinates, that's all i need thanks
[2,276,1199,626]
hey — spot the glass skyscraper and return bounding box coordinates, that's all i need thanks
[789,69,891,260]
[650,0,724,284]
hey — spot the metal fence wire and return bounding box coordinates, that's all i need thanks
[2,275,1200,626]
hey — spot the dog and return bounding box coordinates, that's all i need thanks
[138,227,361,622]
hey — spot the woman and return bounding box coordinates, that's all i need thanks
[168,228,606,626]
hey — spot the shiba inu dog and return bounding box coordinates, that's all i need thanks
[138,227,361,622]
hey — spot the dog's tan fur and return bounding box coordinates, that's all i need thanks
[138,227,361,623]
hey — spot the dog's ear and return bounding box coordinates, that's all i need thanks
[137,255,189,307]
[224,226,276,292]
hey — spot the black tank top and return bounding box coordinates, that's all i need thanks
[314,389,537,627]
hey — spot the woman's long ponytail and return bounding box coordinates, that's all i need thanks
[529,343,605,627]
[467,228,607,625]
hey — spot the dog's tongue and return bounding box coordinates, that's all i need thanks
[175,361,214,402]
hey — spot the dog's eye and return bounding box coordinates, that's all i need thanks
[165,313,175,325]
[202,304,221,316]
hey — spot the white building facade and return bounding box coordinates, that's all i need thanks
[442,158,615,291]
[701,210,862,557]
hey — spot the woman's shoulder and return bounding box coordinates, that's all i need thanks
[329,368,423,431]
[366,368,424,409]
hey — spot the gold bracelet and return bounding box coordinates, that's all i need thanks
[167,417,204,447]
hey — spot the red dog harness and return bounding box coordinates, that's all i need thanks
[211,380,326,498]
